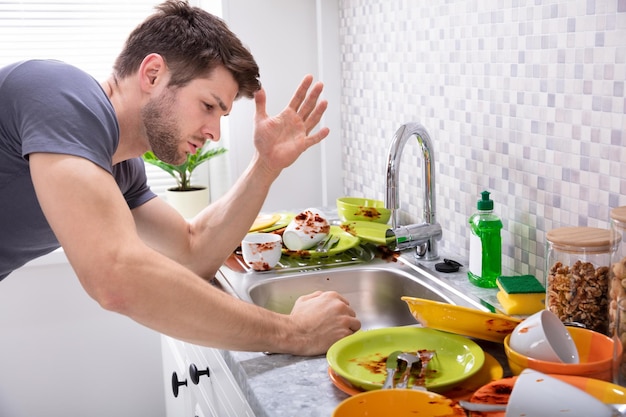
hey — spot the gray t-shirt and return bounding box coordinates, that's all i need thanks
[0,60,156,280]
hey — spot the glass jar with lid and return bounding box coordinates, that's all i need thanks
[609,207,626,385]
[545,226,614,335]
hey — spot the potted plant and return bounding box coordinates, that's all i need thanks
[143,144,227,218]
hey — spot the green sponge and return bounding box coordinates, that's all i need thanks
[497,275,544,294]
[496,275,545,315]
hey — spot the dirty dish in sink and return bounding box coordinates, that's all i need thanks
[328,351,503,401]
[340,221,390,245]
[249,213,282,232]
[336,197,391,224]
[241,233,282,271]
[326,326,485,392]
[466,372,626,417]
[257,212,293,232]
[401,296,521,343]
[332,388,465,417]
[282,225,359,258]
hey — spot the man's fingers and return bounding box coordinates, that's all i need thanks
[287,74,314,111]
[297,81,324,121]
[254,87,268,123]
[304,99,328,134]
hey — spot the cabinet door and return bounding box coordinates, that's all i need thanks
[161,336,201,417]
[189,345,255,417]
[185,345,222,417]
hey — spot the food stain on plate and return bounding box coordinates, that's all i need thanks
[340,221,389,245]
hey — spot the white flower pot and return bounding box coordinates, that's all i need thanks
[165,186,209,219]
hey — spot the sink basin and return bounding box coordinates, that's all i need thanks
[216,254,485,330]
[249,267,450,329]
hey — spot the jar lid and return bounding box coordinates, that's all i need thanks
[611,206,626,223]
[546,226,612,253]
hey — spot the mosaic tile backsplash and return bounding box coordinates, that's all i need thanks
[338,0,626,279]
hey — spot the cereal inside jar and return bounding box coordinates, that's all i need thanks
[546,227,614,335]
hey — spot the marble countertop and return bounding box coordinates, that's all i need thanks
[216,249,513,417]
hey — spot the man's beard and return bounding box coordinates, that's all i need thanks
[142,88,185,165]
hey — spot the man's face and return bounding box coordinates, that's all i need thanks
[142,66,239,165]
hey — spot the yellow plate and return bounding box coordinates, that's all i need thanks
[340,221,390,245]
[402,297,521,343]
[282,225,360,258]
[468,374,626,417]
[327,326,485,392]
[249,213,282,232]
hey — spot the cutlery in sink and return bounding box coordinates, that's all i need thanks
[381,351,402,389]
[314,234,332,252]
[395,352,421,389]
[316,234,339,253]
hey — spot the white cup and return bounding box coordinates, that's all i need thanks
[509,309,579,363]
[282,208,330,251]
[506,369,613,417]
[241,233,282,271]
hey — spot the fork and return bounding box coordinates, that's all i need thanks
[395,353,421,388]
[314,234,332,252]
[412,350,435,390]
[317,234,339,253]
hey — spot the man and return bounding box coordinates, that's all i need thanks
[0,0,360,356]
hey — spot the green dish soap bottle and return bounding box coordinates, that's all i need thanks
[468,190,502,288]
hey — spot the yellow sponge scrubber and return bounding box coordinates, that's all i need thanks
[496,275,545,315]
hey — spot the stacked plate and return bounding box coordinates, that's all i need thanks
[326,326,502,399]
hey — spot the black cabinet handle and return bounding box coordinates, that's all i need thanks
[189,363,210,385]
[171,371,187,398]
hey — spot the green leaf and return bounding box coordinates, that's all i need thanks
[142,145,227,191]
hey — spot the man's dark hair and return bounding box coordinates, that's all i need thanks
[113,0,260,98]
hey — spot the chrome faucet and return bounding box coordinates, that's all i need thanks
[384,123,441,260]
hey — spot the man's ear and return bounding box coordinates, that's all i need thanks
[138,53,167,91]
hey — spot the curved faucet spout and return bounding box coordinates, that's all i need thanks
[385,123,439,260]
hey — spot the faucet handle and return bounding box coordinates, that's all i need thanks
[385,223,442,258]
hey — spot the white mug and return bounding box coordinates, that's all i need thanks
[282,208,330,251]
[241,233,282,271]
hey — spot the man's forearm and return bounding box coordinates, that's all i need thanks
[186,153,280,277]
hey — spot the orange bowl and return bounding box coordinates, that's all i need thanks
[332,389,465,417]
[504,326,616,381]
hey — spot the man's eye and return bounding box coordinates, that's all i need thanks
[204,103,213,111]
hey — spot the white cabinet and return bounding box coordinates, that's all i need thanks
[161,335,255,417]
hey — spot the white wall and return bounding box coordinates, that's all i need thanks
[220,0,342,212]
[0,253,165,417]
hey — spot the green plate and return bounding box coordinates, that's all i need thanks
[327,326,485,392]
[341,220,390,245]
[282,225,360,258]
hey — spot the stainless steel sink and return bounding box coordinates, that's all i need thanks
[215,249,486,330]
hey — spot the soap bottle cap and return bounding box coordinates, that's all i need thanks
[477,190,494,211]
